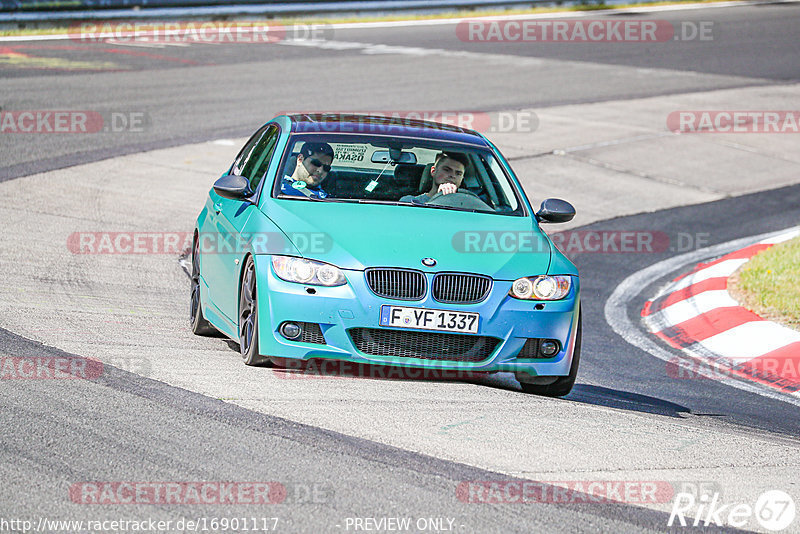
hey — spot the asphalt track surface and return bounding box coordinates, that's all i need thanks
[1,3,799,179]
[1,3,800,533]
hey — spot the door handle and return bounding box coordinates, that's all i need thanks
[213,202,222,214]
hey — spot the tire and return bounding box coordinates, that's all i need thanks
[190,236,218,336]
[238,256,271,366]
[520,308,582,397]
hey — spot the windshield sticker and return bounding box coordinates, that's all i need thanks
[334,145,367,162]
[292,180,307,189]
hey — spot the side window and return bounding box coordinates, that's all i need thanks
[231,124,269,176]
[231,124,280,192]
[241,126,279,192]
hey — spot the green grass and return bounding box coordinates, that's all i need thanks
[0,0,739,37]
[735,236,800,329]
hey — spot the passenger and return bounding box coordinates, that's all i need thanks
[399,152,469,204]
[281,142,335,199]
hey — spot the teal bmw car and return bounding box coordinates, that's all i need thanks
[191,114,581,396]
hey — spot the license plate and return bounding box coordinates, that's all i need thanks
[379,305,479,334]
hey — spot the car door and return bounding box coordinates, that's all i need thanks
[207,123,280,322]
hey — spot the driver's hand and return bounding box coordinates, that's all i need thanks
[438,183,458,195]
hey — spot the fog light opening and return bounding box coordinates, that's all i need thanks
[280,322,302,340]
[540,340,559,357]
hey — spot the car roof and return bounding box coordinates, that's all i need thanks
[280,113,491,147]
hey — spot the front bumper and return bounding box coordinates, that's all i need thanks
[254,256,580,377]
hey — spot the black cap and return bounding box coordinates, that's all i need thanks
[301,142,335,159]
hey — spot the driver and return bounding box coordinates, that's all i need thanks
[281,142,335,199]
[400,152,468,204]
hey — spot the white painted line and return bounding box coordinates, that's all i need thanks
[669,258,749,292]
[604,225,800,407]
[698,321,800,361]
[647,290,739,330]
[278,39,365,50]
[277,38,547,66]
[103,39,171,48]
[0,34,72,42]
[561,133,671,153]
[760,229,800,245]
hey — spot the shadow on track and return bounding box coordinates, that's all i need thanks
[258,358,693,418]
[566,384,692,418]
[481,374,693,417]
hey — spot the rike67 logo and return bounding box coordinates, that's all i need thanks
[669,490,795,531]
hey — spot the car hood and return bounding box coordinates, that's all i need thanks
[265,201,552,279]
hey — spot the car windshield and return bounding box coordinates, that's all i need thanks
[275,134,524,215]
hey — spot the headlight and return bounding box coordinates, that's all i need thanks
[510,275,571,300]
[271,256,346,286]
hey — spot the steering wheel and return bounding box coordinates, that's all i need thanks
[426,190,493,211]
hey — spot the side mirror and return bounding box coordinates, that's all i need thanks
[536,198,575,224]
[213,174,254,201]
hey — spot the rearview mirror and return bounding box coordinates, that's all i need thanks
[371,150,417,164]
[213,174,254,201]
[536,198,575,224]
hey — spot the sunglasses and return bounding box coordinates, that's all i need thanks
[308,158,331,172]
